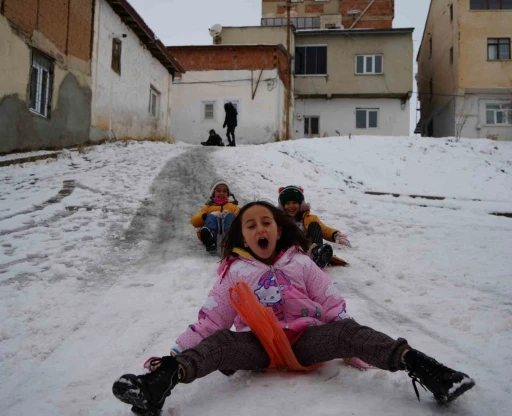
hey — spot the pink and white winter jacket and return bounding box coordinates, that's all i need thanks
[175,246,348,351]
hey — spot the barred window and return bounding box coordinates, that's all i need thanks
[29,49,53,118]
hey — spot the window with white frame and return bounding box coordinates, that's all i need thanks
[356,55,383,74]
[486,103,512,125]
[356,108,379,128]
[149,86,160,117]
[29,49,53,118]
[304,116,319,136]
[203,101,215,120]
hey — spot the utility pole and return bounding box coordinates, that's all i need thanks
[284,0,292,141]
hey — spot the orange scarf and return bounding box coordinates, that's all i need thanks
[229,281,319,371]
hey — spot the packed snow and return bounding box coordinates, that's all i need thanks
[1,136,511,416]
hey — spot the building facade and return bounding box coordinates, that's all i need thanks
[417,0,512,140]
[217,0,412,139]
[91,0,183,142]
[168,45,291,144]
[0,0,94,154]
[261,0,395,30]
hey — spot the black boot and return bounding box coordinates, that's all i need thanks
[402,349,475,404]
[311,243,333,269]
[112,356,181,415]
[200,227,217,254]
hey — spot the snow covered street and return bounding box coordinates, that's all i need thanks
[1,137,511,415]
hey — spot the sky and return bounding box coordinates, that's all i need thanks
[1,135,512,415]
[128,0,431,133]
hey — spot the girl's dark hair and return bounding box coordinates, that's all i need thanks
[221,200,310,260]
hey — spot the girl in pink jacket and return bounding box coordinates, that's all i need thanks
[113,201,475,416]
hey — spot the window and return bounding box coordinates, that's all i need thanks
[486,103,512,125]
[149,87,160,117]
[356,109,378,129]
[261,16,320,29]
[304,116,319,136]
[295,46,327,75]
[429,36,432,58]
[202,101,215,120]
[29,49,53,118]
[450,46,454,64]
[450,3,454,20]
[429,78,433,101]
[488,38,511,60]
[111,38,122,75]
[355,54,383,74]
[470,0,512,9]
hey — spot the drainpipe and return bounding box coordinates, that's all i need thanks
[92,0,102,134]
[349,0,376,30]
[285,0,291,140]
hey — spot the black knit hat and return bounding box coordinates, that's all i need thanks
[278,185,305,206]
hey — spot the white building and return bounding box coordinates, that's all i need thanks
[294,97,410,139]
[90,0,183,142]
[168,45,292,145]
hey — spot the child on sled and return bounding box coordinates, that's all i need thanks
[278,185,352,268]
[113,200,475,416]
[190,178,239,253]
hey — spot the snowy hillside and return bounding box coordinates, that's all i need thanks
[1,136,511,416]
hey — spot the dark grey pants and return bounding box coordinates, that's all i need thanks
[306,222,324,246]
[176,319,409,384]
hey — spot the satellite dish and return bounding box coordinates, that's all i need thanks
[209,24,223,38]
[347,9,361,15]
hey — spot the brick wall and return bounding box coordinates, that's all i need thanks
[277,4,298,14]
[68,0,94,61]
[39,0,68,52]
[3,0,38,34]
[169,46,291,88]
[305,4,324,14]
[340,0,394,29]
[2,0,93,61]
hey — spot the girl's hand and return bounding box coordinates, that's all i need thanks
[335,232,352,247]
[344,357,372,371]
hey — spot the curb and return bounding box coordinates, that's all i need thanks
[0,152,60,167]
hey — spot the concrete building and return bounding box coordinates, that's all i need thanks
[0,0,94,154]
[91,0,183,142]
[417,0,512,140]
[168,45,291,144]
[216,0,412,139]
[0,0,183,154]
[261,0,395,30]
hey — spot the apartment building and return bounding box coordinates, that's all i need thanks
[417,0,512,140]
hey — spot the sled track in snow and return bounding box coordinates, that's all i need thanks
[117,148,220,265]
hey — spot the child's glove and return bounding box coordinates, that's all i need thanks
[143,346,182,372]
[334,232,352,247]
[344,357,372,371]
[170,345,182,356]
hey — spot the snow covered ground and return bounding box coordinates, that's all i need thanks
[1,136,511,416]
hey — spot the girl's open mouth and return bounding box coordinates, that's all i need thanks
[257,237,269,249]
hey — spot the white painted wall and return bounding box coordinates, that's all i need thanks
[456,95,512,141]
[294,98,410,138]
[170,69,285,145]
[90,0,172,141]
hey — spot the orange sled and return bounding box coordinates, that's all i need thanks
[229,281,319,371]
